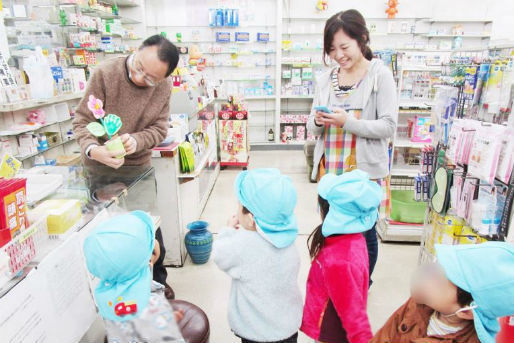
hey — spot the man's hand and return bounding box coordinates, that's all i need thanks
[90,145,125,169]
[120,133,137,155]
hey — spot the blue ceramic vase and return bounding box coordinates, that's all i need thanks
[185,221,213,264]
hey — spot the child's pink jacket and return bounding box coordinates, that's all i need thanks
[301,233,372,343]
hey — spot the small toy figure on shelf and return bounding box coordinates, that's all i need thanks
[316,0,328,11]
[86,95,126,159]
[188,45,202,66]
[385,0,399,19]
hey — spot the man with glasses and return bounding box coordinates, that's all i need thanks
[74,34,179,169]
[73,35,179,299]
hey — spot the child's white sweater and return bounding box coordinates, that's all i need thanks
[213,227,303,342]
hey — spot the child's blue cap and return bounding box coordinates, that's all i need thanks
[235,168,298,248]
[435,242,514,343]
[83,211,155,322]
[318,170,382,237]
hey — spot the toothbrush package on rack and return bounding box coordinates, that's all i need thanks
[468,125,505,185]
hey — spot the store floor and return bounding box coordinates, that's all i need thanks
[167,150,420,343]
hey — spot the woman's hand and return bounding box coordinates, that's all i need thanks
[318,108,348,127]
[314,111,325,126]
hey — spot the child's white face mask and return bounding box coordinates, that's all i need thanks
[442,303,478,318]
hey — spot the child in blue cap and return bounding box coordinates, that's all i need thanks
[213,168,303,343]
[301,170,382,343]
[83,211,185,343]
[371,241,514,343]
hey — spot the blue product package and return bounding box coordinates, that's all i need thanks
[216,32,231,43]
[257,32,270,42]
[216,8,223,27]
[414,176,422,202]
[233,9,239,26]
[235,32,249,42]
[208,8,216,27]
[224,8,231,26]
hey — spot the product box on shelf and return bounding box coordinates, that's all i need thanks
[235,32,250,42]
[257,33,270,42]
[216,32,231,43]
[0,178,29,241]
[29,199,82,237]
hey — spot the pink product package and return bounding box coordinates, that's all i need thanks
[296,126,306,141]
[468,126,504,185]
[496,128,514,184]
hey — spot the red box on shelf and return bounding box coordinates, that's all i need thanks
[0,228,10,248]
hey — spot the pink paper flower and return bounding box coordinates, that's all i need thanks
[87,95,105,119]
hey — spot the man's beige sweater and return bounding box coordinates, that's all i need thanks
[73,56,171,166]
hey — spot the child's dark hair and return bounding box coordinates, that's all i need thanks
[308,195,330,259]
[457,287,473,307]
[323,9,373,66]
[242,206,251,214]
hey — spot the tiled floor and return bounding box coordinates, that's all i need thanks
[167,150,420,343]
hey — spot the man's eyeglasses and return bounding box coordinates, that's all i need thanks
[130,54,157,87]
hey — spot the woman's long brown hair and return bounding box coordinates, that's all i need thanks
[308,195,330,259]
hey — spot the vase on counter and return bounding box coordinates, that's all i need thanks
[185,221,213,264]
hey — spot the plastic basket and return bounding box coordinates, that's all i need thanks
[390,190,427,224]
[1,217,50,277]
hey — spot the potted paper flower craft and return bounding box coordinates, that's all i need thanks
[86,95,126,159]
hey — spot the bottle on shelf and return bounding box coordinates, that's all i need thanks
[268,128,275,142]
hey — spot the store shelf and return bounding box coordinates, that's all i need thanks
[16,138,76,161]
[394,138,430,148]
[281,62,323,66]
[224,77,275,81]
[401,66,442,72]
[283,48,323,52]
[398,101,433,109]
[425,19,492,23]
[281,95,314,99]
[391,166,420,177]
[177,147,215,179]
[0,92,85,112]
[202,50,276,55]
[0,118,73,137]
[424,34,491,38]
[244,95,276,100]
[102,0,140,7]
[377,219,423,242]
[206,64,275,68]
[282,32,321,35]
[283,17,428,21]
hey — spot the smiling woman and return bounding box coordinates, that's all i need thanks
[305,9,398,324]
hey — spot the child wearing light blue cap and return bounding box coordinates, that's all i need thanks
[83,211,185,343]
[213,168,303,343]
[301,170,382,343]
[371,241,514,343]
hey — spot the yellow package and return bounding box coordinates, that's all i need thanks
[30,200,82,235]
[459,226,481,245]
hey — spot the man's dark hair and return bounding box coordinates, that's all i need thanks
[457,286,473,307]
[140,35,179,77]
